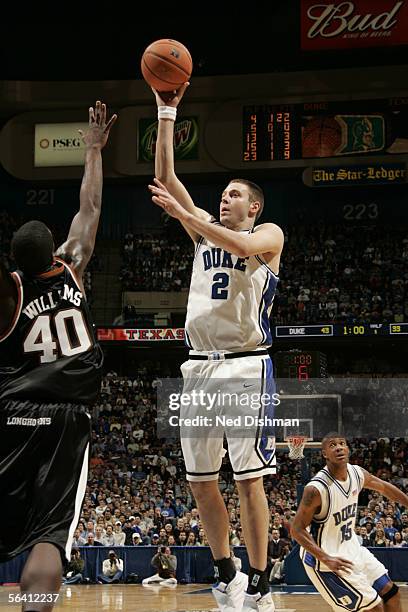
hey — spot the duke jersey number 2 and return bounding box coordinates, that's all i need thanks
[184,226,279,352]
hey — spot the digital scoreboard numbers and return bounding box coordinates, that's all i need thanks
[243,105,297,162]
[274,350,327,380]
[275,323,408,337]
[390,323,408,334]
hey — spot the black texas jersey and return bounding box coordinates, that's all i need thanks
[0,258,103,404]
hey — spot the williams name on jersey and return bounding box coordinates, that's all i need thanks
[0,258,103,404]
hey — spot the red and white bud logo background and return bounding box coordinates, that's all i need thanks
[301,0,408,49]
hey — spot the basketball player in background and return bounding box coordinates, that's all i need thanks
[291,433,405,611]
[149,84,284,612]
[0,101,116,611]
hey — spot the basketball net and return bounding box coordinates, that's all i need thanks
[287,436,307,460]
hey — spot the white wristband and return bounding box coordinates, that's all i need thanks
[158,106,177,121]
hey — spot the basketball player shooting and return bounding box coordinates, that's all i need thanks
[291,433,406,612]
[149,84,284,612]
[0,101,116,611]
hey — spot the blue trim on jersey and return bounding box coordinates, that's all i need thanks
[304,552,316,568]
[350,464,363,492]
[314,571,362,610]
[259,274,277,346]
[372,574,390,593]
[322,466,352,498]
[255,255,280,280]
[309,478,332,523]
[184,329,193,349]
[255,357,276,465]
[194,236,204,259]
[257,276,269,345]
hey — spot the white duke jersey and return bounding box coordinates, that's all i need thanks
[300,464,365,567]
[184,226,279,352]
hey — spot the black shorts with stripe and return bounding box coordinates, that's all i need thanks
[0,400,91,564]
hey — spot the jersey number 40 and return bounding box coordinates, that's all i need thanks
[23,308,92,363]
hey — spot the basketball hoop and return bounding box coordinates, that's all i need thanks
[287,436,307,460]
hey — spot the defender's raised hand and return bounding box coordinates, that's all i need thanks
[79,100,117,149]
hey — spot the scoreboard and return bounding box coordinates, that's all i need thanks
[242,98,408,163]
[243,105,299,161]
[274,323,408,338]
[274,350,327,380]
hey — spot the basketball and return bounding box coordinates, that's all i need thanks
[141,39,192,92]
[302,116,342,158]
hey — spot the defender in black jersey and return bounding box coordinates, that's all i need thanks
[0,101,116,610]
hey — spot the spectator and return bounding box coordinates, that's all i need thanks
[391,532,405,548]
[269,543,290,585]
[132,533,144,546]
[84,533,103,547]
[142,546,177,586]
[365,522,375,544]
[85,520,95,538]
[63,549,84,585]
[383,516,398,542]
[103,525,115,547]
[158,528,168,545]
[72,528,86,548]
[151,534,160,547]
[373,528,389,547]
[77,521,86,540]
[97,550,124,584]
[95,526,105,545]
[161,499,175,519]
[113,522,126,546]
[354,526,363,545]
[271,515,289,540]
[267,529,287,579]
[359,526,371,547]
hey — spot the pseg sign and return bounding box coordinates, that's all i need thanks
[34,123,88,167]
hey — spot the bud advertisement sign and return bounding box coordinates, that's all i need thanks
[301,0,408,49]
[138,117,199,162]
[34,123,88,167]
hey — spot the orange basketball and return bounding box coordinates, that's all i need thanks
[141,39,192,92]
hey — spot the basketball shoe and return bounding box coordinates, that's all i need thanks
[212,570,248,612]
[243,591,275,611]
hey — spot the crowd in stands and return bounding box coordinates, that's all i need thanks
[119,225,408,326]
[120,232,192,292]
[72,366,408,584]
[275,225,408,326]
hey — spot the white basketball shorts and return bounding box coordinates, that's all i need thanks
[302,545,390,611]
[179,351,277,482]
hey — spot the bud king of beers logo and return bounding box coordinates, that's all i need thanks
[301,0,408,49]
